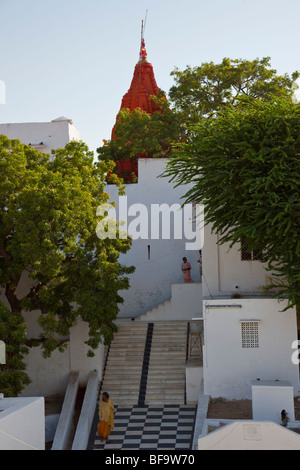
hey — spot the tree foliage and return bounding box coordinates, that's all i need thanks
[98,57,299,174]
[97,94,181,177]
[0,303,31,396]
[169,57,299,125]
[0,136,134,393]
[164,98,300,308]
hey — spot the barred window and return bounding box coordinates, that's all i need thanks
[241,321,259,348]
[241,238,263,261]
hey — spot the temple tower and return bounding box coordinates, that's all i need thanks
[110,24,162,181]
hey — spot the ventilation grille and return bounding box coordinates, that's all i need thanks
[241,321,259,348]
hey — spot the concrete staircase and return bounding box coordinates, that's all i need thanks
[100,321,188,406]
[145,321,188,405]
[101,322,148,406]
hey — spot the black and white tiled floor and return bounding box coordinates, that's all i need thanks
[88,404,197,450]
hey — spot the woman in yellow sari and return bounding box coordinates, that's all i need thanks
[97,392,115,443]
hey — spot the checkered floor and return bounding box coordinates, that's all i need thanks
[88,404,197,450]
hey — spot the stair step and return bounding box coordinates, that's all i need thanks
[102,385,140,391]
[148,361,186,366]
[108,353,144,357]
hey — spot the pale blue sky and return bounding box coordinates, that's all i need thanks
[1,0,300,155]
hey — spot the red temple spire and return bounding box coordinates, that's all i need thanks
[109,18,162,181]
[111,19,160,139]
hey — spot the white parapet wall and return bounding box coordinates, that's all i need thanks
[251,379,295,423]
[186,362,203,404]
[139,283,202,322]
[72,370,99,450]
[51,372,79,451]
[0,397,45,450]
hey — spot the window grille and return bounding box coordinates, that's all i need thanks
[241,321,259,348]
[188,332,202,361]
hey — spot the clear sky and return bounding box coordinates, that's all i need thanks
[1,0,300,155]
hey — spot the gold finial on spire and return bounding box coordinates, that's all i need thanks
[139,10,148,62]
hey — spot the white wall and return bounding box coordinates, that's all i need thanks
[202,224,272,298]
[106,158,202,318]
[251,380,295,422]
[186,364,203,404]
[139,283,202,321]
[21,319,104,397]
[0,117,80,156]
[203,298,299,399]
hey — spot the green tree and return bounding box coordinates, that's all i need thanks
[169,57,299,125]
[0,136,134,394]
[164,98,300,309]
[97,94,181,181]
[0,303,31,396]
[98,58,299,180]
